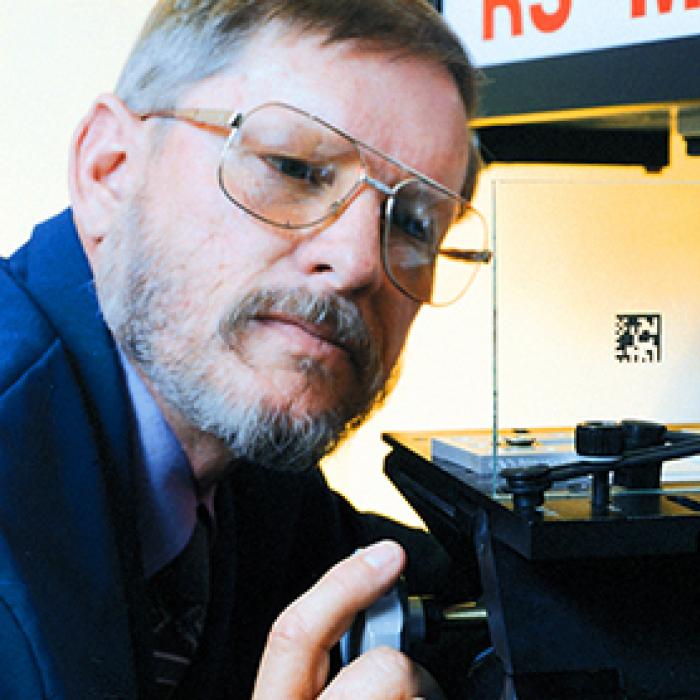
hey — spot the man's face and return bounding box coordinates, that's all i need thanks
[94,24,470,474]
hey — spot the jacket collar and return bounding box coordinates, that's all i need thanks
[22,208,133,478]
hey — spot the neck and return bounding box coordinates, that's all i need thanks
[133,365,234,489]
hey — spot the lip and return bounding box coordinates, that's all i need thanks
[253,312,350,357]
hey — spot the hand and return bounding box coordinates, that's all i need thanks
[252,540,442,699]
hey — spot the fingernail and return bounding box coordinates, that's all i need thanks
[361,540,401,570]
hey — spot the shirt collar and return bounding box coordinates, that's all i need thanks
[118,349,199,578]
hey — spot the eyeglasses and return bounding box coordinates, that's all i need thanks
[138,102,491,306]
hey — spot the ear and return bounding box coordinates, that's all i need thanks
[69,94,144,264]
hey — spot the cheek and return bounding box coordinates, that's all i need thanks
[142,189,294,315]
[176,221,294,314]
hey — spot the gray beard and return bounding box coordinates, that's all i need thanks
[94,200,390,474]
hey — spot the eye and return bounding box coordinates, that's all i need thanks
[263,155,336,188]
[392,206,435,246]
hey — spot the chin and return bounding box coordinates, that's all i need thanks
[258,380,348,420]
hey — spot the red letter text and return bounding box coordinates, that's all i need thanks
[632,0,679,17]
[530,0,573,32]
[484,0,524,39]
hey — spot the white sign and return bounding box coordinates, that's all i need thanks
[443,0,700,67]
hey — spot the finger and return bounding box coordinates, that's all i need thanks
[319,646,421,700]
[253,540,405,700]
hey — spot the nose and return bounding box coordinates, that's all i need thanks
[293,187,386,297]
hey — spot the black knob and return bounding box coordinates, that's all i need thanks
[620,420,666,450]
[616,420,666,489]
[501,465,551,515]
[575,421,624,456]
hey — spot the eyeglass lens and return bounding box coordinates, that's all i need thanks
[383,180,485,305]
[220,104,364,228]
[218,103,487,304]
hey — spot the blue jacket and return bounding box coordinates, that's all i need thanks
[0,210,454,698]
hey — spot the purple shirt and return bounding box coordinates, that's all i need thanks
[118,350,200,578]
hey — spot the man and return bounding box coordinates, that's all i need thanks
[0,0,489,697]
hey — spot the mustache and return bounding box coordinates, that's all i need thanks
[218,288,381,376]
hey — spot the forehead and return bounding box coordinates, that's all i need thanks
[178,22,470,190]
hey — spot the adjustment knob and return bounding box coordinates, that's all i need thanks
[620,420,666,450]
[501,464,551,514]
[575,421,624,456]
